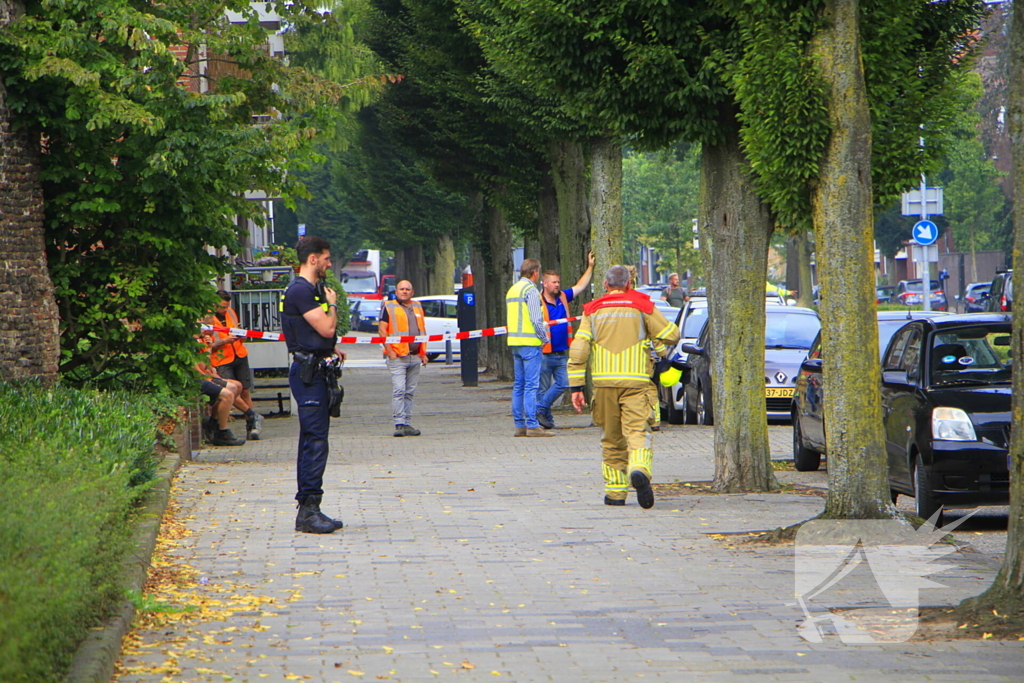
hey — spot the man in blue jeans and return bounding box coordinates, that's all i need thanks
[505,258,553,437]
[536,251,595,429]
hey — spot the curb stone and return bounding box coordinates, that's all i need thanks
[63,454,182,683]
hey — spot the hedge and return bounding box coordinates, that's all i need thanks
[0,382,160,683]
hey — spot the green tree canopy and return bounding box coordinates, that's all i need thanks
[0,0,349,390]
[622,144,701,279]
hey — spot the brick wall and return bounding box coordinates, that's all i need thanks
[0,70,61,383]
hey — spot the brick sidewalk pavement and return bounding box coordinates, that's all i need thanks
[115,356,1022,683]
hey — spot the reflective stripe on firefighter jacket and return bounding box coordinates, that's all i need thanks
[541,291,572,354]
[382,300,427,357]
[505,278,545,346]
[210,307,249,366]
[568,289,680,388]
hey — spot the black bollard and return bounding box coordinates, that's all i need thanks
[457,285,478,387]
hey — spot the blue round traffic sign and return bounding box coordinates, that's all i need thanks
[912,220,939,246]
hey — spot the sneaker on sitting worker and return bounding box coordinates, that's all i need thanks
[211,428,245,447]
[402,424,421,436]
[247,413,264,440]
[537,412,555,429]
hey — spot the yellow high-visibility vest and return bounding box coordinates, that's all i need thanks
[505,279,543,347]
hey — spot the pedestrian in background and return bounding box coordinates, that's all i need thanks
[536,250,595,429]
[505,258,552,437]
[281,236,347,534]
[661,272,687,308]
[379,280,427,437]
[569,265,680,508]
[210,290,264,439]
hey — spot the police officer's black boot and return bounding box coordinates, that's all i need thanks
[310,494,344,531]
[295,495,342,534]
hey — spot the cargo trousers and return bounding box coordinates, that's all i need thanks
[591,386,655,502]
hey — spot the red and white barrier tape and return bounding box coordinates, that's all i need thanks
[200,317,578,345]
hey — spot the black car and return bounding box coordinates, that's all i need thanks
[876,285,895,305]
[792,310,947,472]
[881,314,1012,523]
[349,298,381,333]
[962,281,991,313]
[680,306,820,425]
[984,271,1012,313]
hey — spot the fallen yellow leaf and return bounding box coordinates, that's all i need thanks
[349,671,365,677]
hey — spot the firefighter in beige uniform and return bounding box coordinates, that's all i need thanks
[569,265,680,508]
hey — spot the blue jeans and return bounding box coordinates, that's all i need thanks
[289,361,331,501]
[537,351,568,419]
[511,346,543,429]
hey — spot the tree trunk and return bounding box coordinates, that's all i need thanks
[589,136,623,281]
[550,139,590,309]
[428,233,455,295]
[485,196,514,381]
[538,167,560,276]
[969,229,978,284]
[700,109,779,493]
[0,0,61,384]
[796,231,815,308]
[523,237,540,262]
[395,245,428,295]
[961,0,1024,615]
[809,0,893,519]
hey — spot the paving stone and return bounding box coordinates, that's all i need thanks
[115,347,1021,683]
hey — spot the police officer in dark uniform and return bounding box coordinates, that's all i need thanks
[282,236,347,534]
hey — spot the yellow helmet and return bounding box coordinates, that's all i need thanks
[659,366,682,387]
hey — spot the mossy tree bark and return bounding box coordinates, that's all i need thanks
[589,136,623,283]
[960,0,1024,616]
[809,0,893,519]
[700,110,779,493]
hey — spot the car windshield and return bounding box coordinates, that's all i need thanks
[682,307,709,337]
[342,272,377,294]
[764,312,820,349]
[930,325,1012,386]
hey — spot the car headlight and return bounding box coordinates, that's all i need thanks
[932,407,977,441]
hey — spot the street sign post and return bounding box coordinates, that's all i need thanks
[901,187,944,217]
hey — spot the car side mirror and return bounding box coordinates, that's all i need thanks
[680,342,704,356]
[906,365,919,383]
[801,358,823,373]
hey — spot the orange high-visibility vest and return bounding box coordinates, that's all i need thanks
[541,291,572,353]
[382,300,427,357]
[210,307,248,366]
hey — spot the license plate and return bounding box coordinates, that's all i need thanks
[765,387,794,398]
